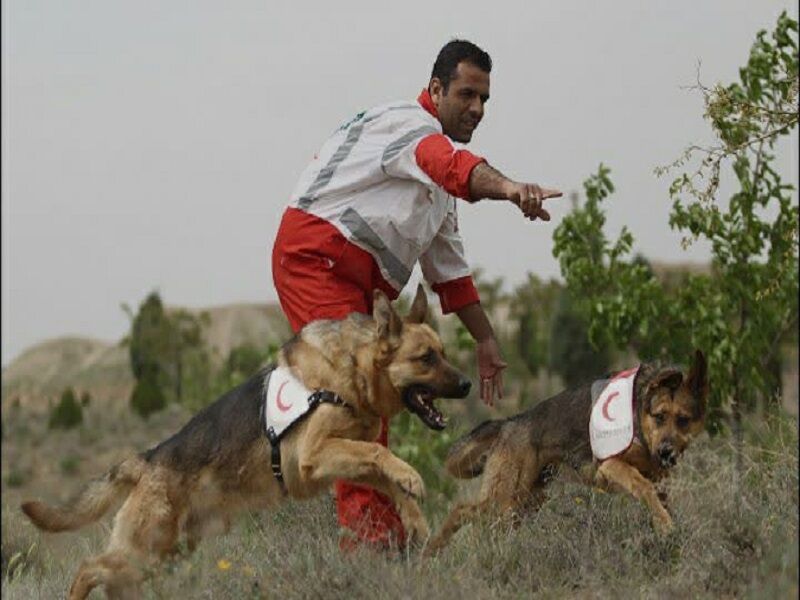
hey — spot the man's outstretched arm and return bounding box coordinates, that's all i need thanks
[407,133,562,219]
[468,162,562,221]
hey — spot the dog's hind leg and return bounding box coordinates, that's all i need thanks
[68,550,143,600]
[70,470,181,599]
[427,448,526,554]
[184,512,232,553]
[428,440,552,555]
[114,470,182,558]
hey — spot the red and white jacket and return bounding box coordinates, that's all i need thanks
[280,90,485,313]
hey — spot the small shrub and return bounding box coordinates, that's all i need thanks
[226,344,265,377]
[59,455,80,475]
[80,391,91,407]
[5,468,27,488]
[48,388,83,430]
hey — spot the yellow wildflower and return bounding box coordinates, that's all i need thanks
[217,559,232,571]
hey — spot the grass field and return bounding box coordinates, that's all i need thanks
[2,400,797,599]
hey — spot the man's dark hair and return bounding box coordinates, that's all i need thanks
[430,39,492,92]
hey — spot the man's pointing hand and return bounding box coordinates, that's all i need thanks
[505,182,562,221]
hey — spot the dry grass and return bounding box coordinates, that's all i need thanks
[1,403,797,599]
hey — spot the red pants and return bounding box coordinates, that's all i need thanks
[272,209,406,550]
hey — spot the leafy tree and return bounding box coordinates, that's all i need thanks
[516,308,541,374]
[553,13,798,436]
[125,292,170,383]
[661,11,798,425]
[165,309,210,404]
[49,388,83,430]
[130,366,167,418]
[123,292,211,414]
[510,274,561,377]
[553,165,666,360]
[123,292,171,416]
[548,289,610,387]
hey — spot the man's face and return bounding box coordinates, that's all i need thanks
[429,61,490,143]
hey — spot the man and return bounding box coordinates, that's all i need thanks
[271,39,561,550]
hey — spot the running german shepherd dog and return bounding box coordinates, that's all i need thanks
[21,286,470,600]
[427,350,708,554]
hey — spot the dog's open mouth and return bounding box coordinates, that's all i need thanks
[402,385,446,430]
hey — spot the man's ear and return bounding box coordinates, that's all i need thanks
[429,77,444,107]
[405,284,428,325]
[374,290,402,343]
[686,349,709,418]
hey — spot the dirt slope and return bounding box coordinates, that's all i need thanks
[1,303,291,412]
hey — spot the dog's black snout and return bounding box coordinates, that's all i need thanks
[658,444,676,466]
[457,378,472,397]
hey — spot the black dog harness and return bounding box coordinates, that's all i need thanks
[259,368,348,493]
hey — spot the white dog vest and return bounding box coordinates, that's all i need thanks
[589,366,640,461]
[263,366,318,440]
[260,366,348,489]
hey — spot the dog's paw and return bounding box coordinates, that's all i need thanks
[653,510,674,536]
[397,497,430,549]
[391,467,426,500]
[402,508,430,547]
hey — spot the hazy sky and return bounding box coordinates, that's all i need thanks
[3,1,798,365]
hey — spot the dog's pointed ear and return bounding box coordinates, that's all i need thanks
[374,289,402,342]
[642,366,683,413]
[686,349,708,417]
[405,284,428,325]
[647,368,684,392]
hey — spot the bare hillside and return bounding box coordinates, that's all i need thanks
[187,303,291,364]
[1,338,131,412]
[1,303,291,412]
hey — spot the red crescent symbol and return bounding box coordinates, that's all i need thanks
[602,391,619,422]
[275,381,292,412]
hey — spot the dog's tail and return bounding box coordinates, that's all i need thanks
[20,456,145,532]
[444,419,504,479]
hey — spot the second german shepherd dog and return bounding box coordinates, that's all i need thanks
[427,350,708,554]
[21,286,470,600]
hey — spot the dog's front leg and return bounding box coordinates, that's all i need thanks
[300,438,425,499]
[595,458,673,534]
[299,439,430,542]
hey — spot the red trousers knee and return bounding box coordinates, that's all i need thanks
[272,211,406,549]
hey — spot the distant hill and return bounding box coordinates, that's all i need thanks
[1,302,291,411]
[192,303,291,363]
[1,337,133,412]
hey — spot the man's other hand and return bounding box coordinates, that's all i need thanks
[477,337,507,407]
[505,182,562,221]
